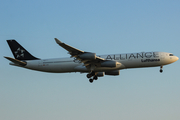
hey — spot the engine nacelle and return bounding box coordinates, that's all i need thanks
[101,61,118,67]
[96,72,104,77]
[79,53,96,60]
[105,70,120,76]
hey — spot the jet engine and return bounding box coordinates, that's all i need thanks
[96,72,104,77]
[105,70,120,76]
[101,61,119,67]
[79,53,96,60]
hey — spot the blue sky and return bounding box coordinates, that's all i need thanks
[0,0,180,120]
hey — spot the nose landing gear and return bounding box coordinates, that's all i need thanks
[160,66,163,73]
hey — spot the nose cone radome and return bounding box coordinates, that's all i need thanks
[175,56,179,61]
[172,56,179,63]
[170,56,179,64]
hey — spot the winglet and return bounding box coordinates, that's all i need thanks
[54,38,63,44]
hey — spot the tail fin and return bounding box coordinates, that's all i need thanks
[7,40,39,60]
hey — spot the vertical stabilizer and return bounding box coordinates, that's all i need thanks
[7,40,39,60]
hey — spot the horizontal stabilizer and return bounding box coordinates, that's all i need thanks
[4,56,27,66]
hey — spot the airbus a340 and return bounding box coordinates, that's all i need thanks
[5,38,179,83]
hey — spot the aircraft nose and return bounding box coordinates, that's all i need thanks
[170,56,179,63]
[176,56,179,61]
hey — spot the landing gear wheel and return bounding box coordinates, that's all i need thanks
[93,76,98,80]
[160,66,163,73]
[87,74,92,78]
[89,79,93,83]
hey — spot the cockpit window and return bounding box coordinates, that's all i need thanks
[169,54,174,56]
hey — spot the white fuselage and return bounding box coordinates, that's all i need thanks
[11,52,178,73]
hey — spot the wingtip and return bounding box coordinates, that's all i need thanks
[54,38,62,44]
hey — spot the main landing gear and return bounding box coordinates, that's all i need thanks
[87,71,98,83]
[160,66,163,73]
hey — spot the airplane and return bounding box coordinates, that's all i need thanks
[4,38,179,83]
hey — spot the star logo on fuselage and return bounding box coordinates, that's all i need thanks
[14,48,25,58]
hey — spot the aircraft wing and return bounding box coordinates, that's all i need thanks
[55,38,105,67]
